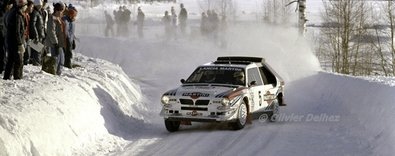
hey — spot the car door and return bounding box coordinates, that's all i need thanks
[260,65,279,105]
[247,67,266,112]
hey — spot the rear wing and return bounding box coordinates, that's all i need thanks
[215,56,284,84]
[216,56,264,63]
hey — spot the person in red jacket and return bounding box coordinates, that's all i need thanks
[22,0,33,65]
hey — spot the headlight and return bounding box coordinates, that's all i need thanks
[221,98,230,106]
[161,95,170,104]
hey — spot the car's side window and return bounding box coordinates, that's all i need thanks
[259,67,269,84]
[247,68,264,86]
[260,65,277,86]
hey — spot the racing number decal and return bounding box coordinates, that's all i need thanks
[259,91,262,106]
[249,90,255,111]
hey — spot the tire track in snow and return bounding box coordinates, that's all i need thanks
[138,128,208,156]
[214,127,250,156]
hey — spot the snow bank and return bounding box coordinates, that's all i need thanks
[360,75,395,87]
[285,71,395,155]
[0,54,146,156]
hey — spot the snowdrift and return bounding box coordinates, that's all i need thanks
[0,54,146,156]
[285,72,395,155]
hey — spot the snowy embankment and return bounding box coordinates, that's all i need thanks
[283,72,395,156]
[0,54,146,156]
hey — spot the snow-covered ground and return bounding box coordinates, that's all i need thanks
[0,54,147,155]
[1,0,395,156]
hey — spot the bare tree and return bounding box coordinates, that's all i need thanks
[320,0,369,74]
[262,0,292,25]
[383,1,395,75]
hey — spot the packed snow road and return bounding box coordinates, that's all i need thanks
[79,25,395,155]
[117,72,379,156]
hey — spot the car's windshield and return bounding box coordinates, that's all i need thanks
[185,66,245,86]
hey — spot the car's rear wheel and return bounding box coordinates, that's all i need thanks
[164,119,180,132]
[231,101,248,130]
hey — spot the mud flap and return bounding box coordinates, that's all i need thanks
[246,113,252,124]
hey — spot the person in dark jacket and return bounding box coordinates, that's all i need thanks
[62,4,77,68]
[29,0,44,65]
[45,2,65,75]
[41,0,48,33]
[0,1,8,74]
[3,0,27,80]
[178,3,187,34]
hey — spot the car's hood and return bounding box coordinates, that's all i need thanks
[164,85,241,99]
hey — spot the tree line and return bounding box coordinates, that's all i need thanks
[315,0,395,76]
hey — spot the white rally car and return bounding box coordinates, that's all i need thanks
[160,56,285,132]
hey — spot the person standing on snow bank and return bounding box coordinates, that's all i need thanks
[44,2,65,75]
[3,0,27,80]
[41,0,48,33]
[22,0,33,66]
[0,0,10,74]
[63,4,77,69]
[29,0,45,66]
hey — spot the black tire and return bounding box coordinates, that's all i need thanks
[164,119,180,132]
[268,99,279,122]
[230,101,248,130]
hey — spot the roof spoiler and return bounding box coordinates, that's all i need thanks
[215,56,265,64]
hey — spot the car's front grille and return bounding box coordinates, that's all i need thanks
[181,107,208,111]
[195,100,210,105]
[180,99,210,105]
[180,99,193,105]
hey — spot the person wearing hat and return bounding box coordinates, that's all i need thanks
[62,4,77,68]
[29,0,44,65]
[3,0,28,80]
[45,2,65,75]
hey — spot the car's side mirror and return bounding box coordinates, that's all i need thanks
[249,81,256,87]
[180,79,186,84]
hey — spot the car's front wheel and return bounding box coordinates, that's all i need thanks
[164,119,180,132]
[231,101,248,130]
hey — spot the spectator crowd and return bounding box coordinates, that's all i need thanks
[0,0,78,80]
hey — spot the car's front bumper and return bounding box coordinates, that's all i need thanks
[160,107,238,122]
